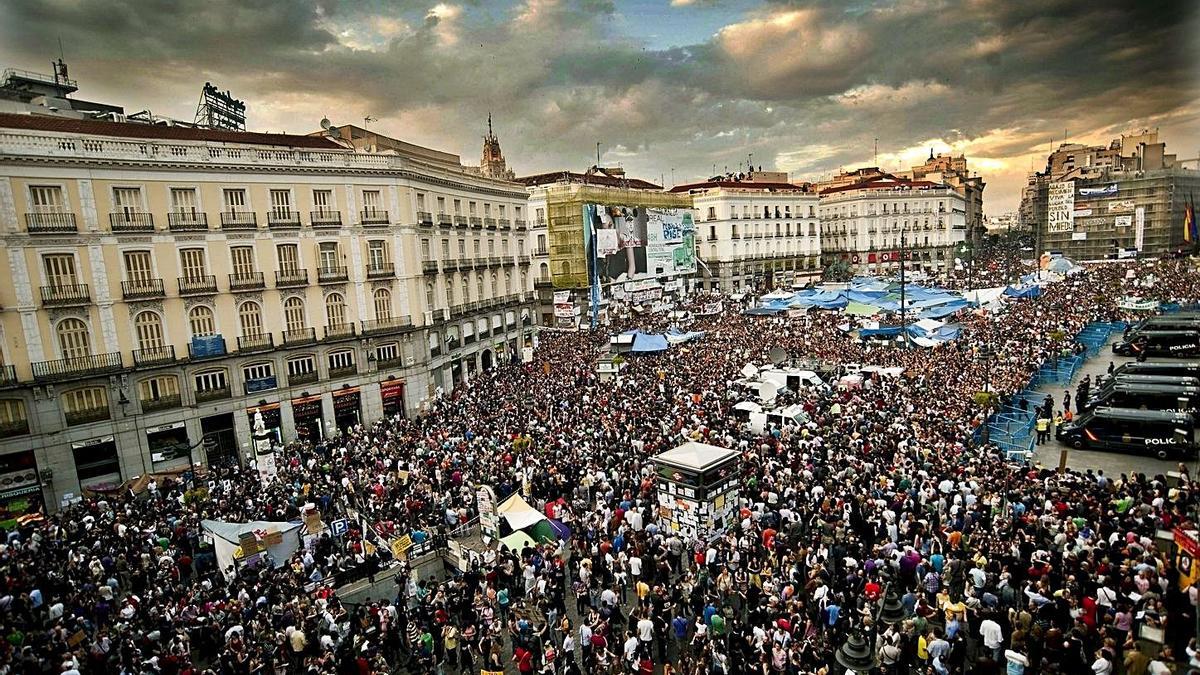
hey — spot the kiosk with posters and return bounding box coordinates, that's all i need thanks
[653,441,741,541]
[291,395,324,442]
[332,388,361,431]
[380,379,405,418]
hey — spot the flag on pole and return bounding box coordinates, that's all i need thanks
[1185,193,1196,245]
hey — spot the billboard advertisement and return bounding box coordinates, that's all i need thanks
[584,204,696,283]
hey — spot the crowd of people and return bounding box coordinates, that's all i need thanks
[1,245,1198,675]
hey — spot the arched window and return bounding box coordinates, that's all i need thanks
[519,270,527,290]
[57,318,91,359]
[460,275,469,303]
[325,293,346,327]
[491,272,499,297]
[425,282,435,309]
[373,288,392,320]
[476,273,484,300]
[283,297,306,333]
[443,279,454,307]
[189,306,216,337]
[503,271,511,295]
[133,311,164,351]
[238,301,263,337]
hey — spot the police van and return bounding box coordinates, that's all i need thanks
[1084,383,1200,415]
[1123,313,1200,337]
[1055,407,1196,459]
[1111,360,1200,378]
[1112,330,1200,357]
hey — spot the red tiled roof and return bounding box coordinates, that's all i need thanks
[0,112,342,149]
[516,171,662,190]
[669,180,812,193]
[819,175,940,196]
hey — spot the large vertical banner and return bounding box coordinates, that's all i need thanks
[584,204,696,282]
[1047,181,1074,233]
[1134,206,1146,250]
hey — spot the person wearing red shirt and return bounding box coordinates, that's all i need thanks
[513,646,534,674]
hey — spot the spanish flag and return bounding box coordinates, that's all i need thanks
[1186,194,1196,244]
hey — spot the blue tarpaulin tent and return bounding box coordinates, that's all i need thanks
[628,331,669,353]
[1004,285,1041,299]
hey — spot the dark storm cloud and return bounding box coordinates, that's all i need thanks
[0,0,1195,208]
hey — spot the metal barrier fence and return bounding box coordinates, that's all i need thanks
[979,320,1127,461]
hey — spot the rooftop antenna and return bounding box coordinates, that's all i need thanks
[364,116,377,124]
[874,138,878,165]
[596,141,601,167]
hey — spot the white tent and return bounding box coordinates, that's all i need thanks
[202,519,304,577]
[496,493,545,531]
[963,286,1006,307]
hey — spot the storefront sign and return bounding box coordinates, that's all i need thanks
[1175,527,1200,590]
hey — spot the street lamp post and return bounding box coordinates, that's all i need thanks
[899,222,908,349]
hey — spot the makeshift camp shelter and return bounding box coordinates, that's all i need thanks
[202,520,304,577]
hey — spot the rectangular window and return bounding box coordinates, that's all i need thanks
[194,370,227,392]
[231,246,256,276]
[499,205,506,217]
[469,201,477,215]
[416,193,426,210]
[286,356,315,377]
[170,187,198,214]
[368,240,388,267]
[362,190,382,211]
[328,350,355,370]
[180,249,208,279]
[453,199,462,215]
[484,203,492,216]
[123,251,153,283]
[442,240,451,258]
[473,240,481,256]
[421,239,431,260]
[43,254,78,287]
[535,207,544,221]
[277,244,299,273]
[312,189,333,212]
[375,343,398,363]
[29,185,65,212]
[223,188,248,212]
[318,242,340,269]
[113,187,143,216]
[243,363,273,382]
[436,196,445,213]
[139,375,179,402]
[269,189,292,216]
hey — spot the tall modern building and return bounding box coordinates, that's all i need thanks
[0,110,535,511]
[1022,132,1200,258]
[669,173,821,291]
[818,173,968,275]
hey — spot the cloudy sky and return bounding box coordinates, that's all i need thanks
[2,0,1197,211]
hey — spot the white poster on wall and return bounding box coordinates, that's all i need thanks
[1048,181,1075,233]
[1135,206,1145,250]
[1071,232,1088,241]
[1114,215,1133,228]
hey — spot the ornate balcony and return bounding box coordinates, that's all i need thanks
[422,260,439,275]
[317,266,349,284]
[417,210,433,226]
[40,283,91,306]
[25,212,77,234]
[275,269,309,287]
[32,352,123,382]
[360,317,413,337]
[282,328,317,346]
[121,278,165,301]
[310,210,342,228]
[141,393,182,413]
[267,210,302,229]
[168,212,209,232]
[360,209,390,226]
[228,272,265,292]
[133,345,176,368]
[237,333,275,353]
[366,263,395,279]
[220,211,258,230]
[323,323,356,341]
[178,275,218,295]
[109,212,155,233]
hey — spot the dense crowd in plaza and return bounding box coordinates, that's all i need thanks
[1,245,1199,675]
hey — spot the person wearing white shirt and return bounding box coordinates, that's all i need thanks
[1090,649,1113,675]
[637,616,654,643]
[979,617,1004,661]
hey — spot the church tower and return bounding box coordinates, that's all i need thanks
[479,113,515,180]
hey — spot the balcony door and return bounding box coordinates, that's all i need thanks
[180,249,208,281]
[29,186,65,213]
[43,254,78,288]
[170,188,199,215]
[277,244,300,274]
[134,311,165,351]
[231,247,257,276]
[269,189,292,218]
[113,187,142,217]
[123,251,154,284]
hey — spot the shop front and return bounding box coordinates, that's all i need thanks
[72,436,121,492]
[0,450,43,529]
[147,421,192,472]
[333,388,361,432]
[200,413,240,468]
[380,379,406,418]
[291,395,324,442]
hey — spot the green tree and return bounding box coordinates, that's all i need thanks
[823,259,853,282]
